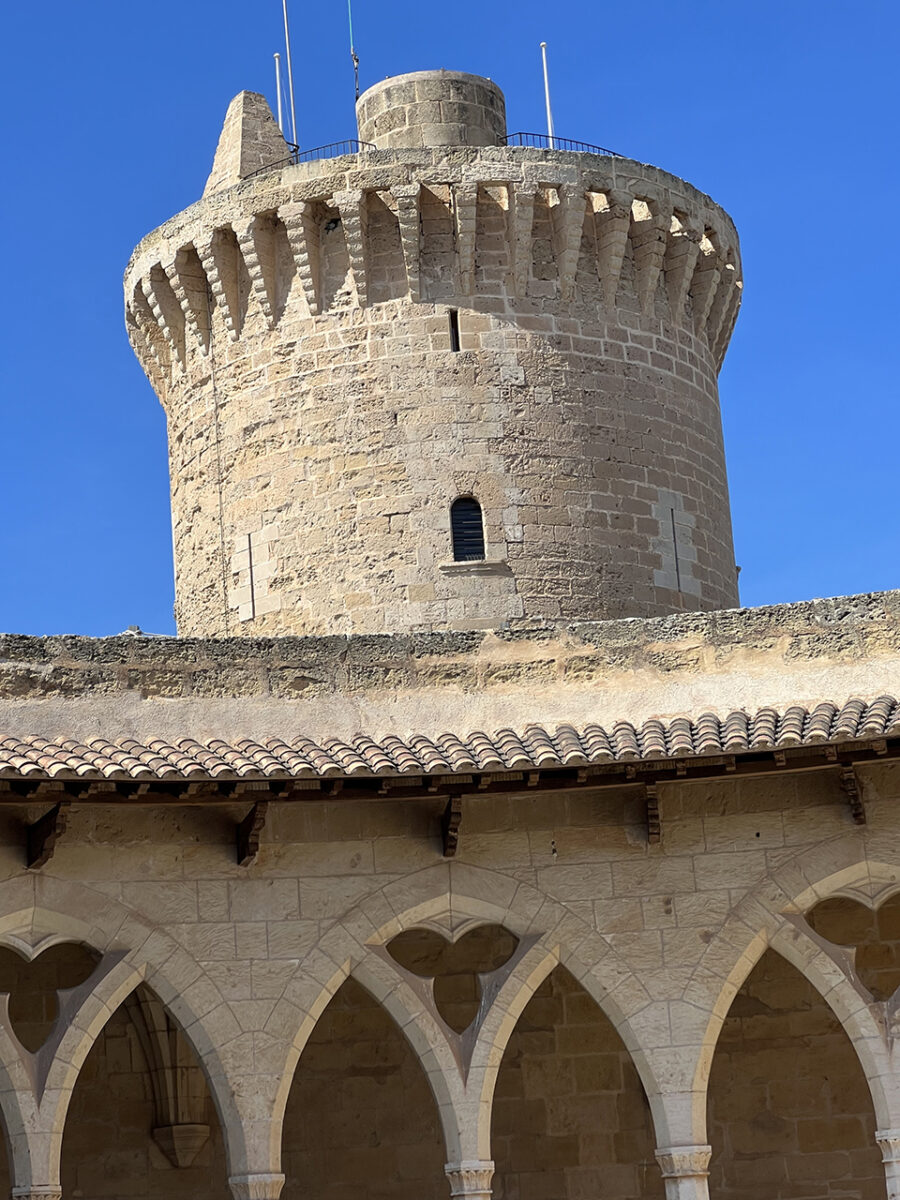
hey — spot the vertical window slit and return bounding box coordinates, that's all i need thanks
[448,308,461,352]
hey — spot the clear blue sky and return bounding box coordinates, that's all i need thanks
[1,0,897,636]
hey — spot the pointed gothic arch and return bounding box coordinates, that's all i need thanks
[280,973,446,1200]
[491,961,665,1200]
[60,978,229,1199]
[707,945,886,1197]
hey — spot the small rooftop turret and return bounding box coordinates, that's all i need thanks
[355,70,507,149]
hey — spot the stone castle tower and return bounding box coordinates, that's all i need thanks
[125,70,743,637]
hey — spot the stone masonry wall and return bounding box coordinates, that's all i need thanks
[282,978,446,1200]
[58,1006,229,1200]
[708,949,885,1199]
[0,932,890,1200]
[0,604,898,1197]
[0,757,893,1196]
[0,946,228,1200]
[2,592,897,744]
[492,966,664,1200]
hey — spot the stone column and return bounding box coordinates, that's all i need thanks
[876,1129,900,1199]
[228,1173,285,1200]
[445,1160,495,1200]
[654,1145,712,1200]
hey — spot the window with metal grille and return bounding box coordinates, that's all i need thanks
[450,497,485,561]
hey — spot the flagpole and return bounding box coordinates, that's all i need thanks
[540,42,555,149]
[274,53,284,134]
[348,0,360,101]
[282,0,298,145]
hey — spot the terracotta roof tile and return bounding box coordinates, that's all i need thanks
[580,724,615,762]
[0,696,897,782]
[259,737,318,777]
[436,733,478,772]
[552,725,588,766]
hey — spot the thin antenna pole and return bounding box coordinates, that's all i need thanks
[540,42,555,149]
[274,53,284,134]
[347,0,360,101]
[282,0,298,145]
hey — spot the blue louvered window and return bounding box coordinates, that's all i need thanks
[450,497,485,561]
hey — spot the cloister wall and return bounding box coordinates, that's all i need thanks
[0,595,898,1199]
[0,770,896,1198]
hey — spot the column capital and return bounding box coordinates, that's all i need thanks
[877,1130,900,1162]
[228,1173,286,1200]
[444,1160,495,1200]
[877,1130,900,1199]
[655,1144,712,1177]
[12,1190,62,1200]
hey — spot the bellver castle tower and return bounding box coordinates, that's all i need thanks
[125,70,742,636]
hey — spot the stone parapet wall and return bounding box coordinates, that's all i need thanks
[1,592,898,742]
[124,138,742,637]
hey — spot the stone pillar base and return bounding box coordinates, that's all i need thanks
[12,1190,62,1200]
[445,1160,495,1200]
[655,1145,712,1200]
[877,1129,900,1199]
[228,1174,286,1200]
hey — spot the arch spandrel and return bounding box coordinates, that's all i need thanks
[682,848,900,1147]
[265,863,670,1165]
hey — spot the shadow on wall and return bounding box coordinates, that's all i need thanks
[708,948,885,1200]
[807,893,900,1002]
[281,976,447,1200]
[492,964,663,1200]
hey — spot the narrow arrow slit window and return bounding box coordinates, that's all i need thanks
[450,497,485,561]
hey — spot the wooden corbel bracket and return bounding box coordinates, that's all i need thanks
[644,784,661,845]
[27,801,70,869]
[442,794,463,858]
[839,765,866,826]
[236,800,268,866]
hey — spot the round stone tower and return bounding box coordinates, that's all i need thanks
[125,70,743,637]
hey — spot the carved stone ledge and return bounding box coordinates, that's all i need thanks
[152,1123,210,1168]
[438,560,512,576]
[654,1145,712,1178]
[228,1173,286,1200]
[654,1145,712,1200]
[12,1189,63,1200]
[445,1160,495,1200]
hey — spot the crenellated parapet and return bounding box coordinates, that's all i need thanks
[125,73,744,638]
